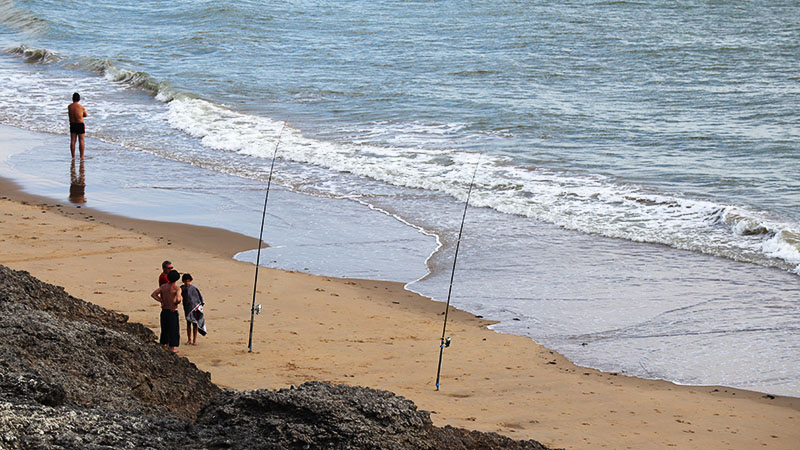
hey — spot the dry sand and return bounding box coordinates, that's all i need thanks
[1,176,798,450]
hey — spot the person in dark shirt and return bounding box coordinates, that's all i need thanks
[181,273,207,345]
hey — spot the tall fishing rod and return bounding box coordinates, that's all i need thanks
[435,154,481,390]
[248,120,288,353]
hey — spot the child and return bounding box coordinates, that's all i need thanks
[181,273,207,345]
[151,269,182,352]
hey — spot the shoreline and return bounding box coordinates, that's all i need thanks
[1,128,799,449]
[4,123,798,399]
[0,174,257,260]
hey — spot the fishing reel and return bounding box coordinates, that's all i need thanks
[255,304,262,315]
[444,336,451,348]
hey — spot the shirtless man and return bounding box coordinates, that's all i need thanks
[67,92,87,159]
[151,269,182,352]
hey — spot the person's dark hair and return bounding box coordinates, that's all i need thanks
[167,269,180,283]
[72,92,80,102]
[182,273,193,282]
[162,260,172,269]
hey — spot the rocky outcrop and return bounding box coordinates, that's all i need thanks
[0,264,218,421]
[0,265,555,449]
[194,382,553,449]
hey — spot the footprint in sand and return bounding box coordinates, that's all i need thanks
[447,393,471,399]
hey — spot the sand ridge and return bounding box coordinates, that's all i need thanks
[1,190,798,449]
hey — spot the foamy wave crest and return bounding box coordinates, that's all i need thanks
[166,97,284,151]
[762,230,800,274]
[338,120,470,147]
[721,210,800,271]
[5,44,61,64]
[165,96,800,274]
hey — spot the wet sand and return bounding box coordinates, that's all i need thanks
[1,139,798,450]
[2,188,799,449]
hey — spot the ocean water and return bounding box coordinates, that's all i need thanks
[1,0,798,396]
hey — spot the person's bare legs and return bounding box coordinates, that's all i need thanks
[192,324,198,345]
[78,134,85,159]
[186,320,192,344]
[70,133,77,159]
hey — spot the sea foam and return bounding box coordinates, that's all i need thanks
[163,93,800,276]
[2,42,799,278]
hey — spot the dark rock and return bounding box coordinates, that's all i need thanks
[0,265,219,420]
[0,265,557,449]
[194,382,553,449]
[197,383,435,449]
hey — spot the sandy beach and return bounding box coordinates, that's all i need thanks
[0,145,798,450]
[2,1,799,447]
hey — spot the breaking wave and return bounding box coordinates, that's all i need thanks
[5,44,60,64]
[1,43,798,276]
[163,95,800,275]
[64,58,176,100]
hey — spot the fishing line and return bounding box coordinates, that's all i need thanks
[435,153,481,390]
[248,120,288,353]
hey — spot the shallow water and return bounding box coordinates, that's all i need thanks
[1,0,799,396]
[3,125,798,397]
[0,126,433,282]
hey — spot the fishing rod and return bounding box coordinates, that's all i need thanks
[248,120,288,353]
[435,153,481,390]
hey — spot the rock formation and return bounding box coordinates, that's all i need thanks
[0,265,555,449]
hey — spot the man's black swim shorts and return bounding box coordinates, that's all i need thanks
[70,122,85,135]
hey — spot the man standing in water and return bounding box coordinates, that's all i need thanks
[67,92,87,159]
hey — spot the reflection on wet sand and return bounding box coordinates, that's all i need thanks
[69,158,86,204]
